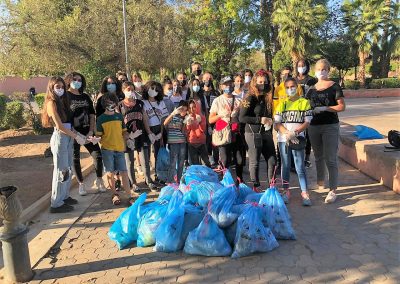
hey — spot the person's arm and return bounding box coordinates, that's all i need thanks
[208,112,221,124]
[164,113,174,126]
[47,101,77,139]
[238,97,261,124]
[326,97,345,112]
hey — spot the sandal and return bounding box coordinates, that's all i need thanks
[112,194,121,205]
[128,197,136,205]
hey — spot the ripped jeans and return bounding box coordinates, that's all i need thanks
[50,129,73,208]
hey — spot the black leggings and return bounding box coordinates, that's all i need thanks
[73,141,103,183]
[218,133,244,181]
[305,129,312,157]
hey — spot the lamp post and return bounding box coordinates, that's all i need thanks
[122,0,130,79]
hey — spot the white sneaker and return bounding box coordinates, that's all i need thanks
[325,191,337,203]
[94,178,107,193]
[78,183,87,196]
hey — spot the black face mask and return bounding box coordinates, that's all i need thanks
[204,80,212,87]
[179,79,187,87]
[194,69,202,76]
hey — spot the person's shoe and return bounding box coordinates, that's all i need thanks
[304,160,312,168]
[325,191,337,204]
[154,177,166,186]
[115,180,122,191]
[131,184,140,196]
[63,196,78,205]
[253,184,262,193]
[147,182,158,192]
[50,203,74,213]
[78,183,87,196]
[94,178,107,193]
[301,192,312,206]
[281,189,290,204]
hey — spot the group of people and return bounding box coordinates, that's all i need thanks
[42,58,345,213]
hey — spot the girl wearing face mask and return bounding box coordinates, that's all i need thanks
[162,77,175,114]
[274,78,313,206]
[168,80,184,107]
[233,73,245,99]
[239,69,276,191]
[176,72,190,100]
[209,76,244,183]
[190,79,209,117]
[243,69,253,95]
[96,76,122,117]
[305,59,346,204]
[65,72,105,196]
[42,77,87,213]
[142,81,170,185]
[118,82,156,192]
[296,59,318,169]
[131,72,143,99]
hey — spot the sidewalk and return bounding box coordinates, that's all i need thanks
[18,158,400,284]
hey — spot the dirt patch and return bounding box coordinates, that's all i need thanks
[0,128,91,210]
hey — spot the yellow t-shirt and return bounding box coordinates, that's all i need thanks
[273,83,303,115]
[96,113,127,152]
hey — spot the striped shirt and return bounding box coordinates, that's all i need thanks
[167,115,186,144]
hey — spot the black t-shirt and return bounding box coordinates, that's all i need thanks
[297,75,318,97]
[306,83,344,125]
[68,91,95,134]
[118,100,145,149]
[239,94,273,133]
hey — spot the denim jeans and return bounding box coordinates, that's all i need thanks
[168,143,186,183]
[278,142,308,192]
[125,146,152,185]
[50,129,73,208]
[308,123,339,190]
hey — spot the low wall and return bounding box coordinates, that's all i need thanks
[0,76,50,97]
[344,88,400,98]
[339,123,400,193]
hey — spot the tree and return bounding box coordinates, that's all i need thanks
[272,49,292,74]
[342,0,391,86]
[272,0,327,70]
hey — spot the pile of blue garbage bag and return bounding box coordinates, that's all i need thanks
[108,165,295,258]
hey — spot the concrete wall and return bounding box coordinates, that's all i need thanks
[343,88,400,98]
[0,76,51,97]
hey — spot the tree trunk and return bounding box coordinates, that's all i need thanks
[371,44,381,79]
[379,0,391,78]
[358,51,366,88]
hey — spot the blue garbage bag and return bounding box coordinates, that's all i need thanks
[221,169,235,187]
[244,192,263,203]
[231,205,279,258]
[231,204,251,216]
[224,221,237,246]
[235,183,254,204]
[209,184,238,228]
[154,191,184,252]
[183,182,224,207]
[108,193,147,249]
[156,147,170,182]
[137,200,169,247]
[353,125,384,140]
[158,184,178,201]
[184,214,232,256]
[184,165,219,184]
[178,204,205,249]
[259,187,296,240]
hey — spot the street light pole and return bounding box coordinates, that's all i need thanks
[122,0,130,79]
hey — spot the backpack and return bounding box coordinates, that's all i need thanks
[388,130,400,148]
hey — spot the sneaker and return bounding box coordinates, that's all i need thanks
[147,182,159,192]
[50,203,74,213]
[325,191,337,204]
[78,183,87,196]
[63,197,78,205]
[131,184,140,196]
[94,178,107,193]
[115,179,122,191]
[281,189,290,204]
[253,185,262,193]
[154,177,166,186]
[301,192,312,206]
[304,160,312,168]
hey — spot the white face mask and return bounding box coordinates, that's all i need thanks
[315,70,329,80]
[124,91,135,99]
[133,82,142,88]
[54,88,64,97]
[148,88,158,98]
[244,76,251,83]
[286,87,297,97]
[297,67,307,75]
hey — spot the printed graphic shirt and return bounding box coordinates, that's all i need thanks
[96,113,127,152]
[143,100,169,127]
[118,100,145,149]
[68,91,95,134]
[274,98,313,142]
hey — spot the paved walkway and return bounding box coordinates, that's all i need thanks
[26,157,399,284]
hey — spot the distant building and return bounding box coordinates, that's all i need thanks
[0,76,51,97]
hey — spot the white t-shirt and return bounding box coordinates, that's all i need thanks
[169,94,183,106]
[210,95,242,123]
[143,100,169,127]
[232,90,245,100]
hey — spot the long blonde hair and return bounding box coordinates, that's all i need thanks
[41,77,69,128]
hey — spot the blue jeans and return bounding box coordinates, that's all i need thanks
[168,143,186,183]
[50,129,73,208]
[278,142,308,192]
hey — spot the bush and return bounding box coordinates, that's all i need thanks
[35,93,46,110]
[368,78,400,89]
[344,80,361,90]
[0,93,7,126]
[1,101,26,129]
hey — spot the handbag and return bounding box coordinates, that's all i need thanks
[288,135,306,150]
[212,96,235,146]
[249,124,262,148]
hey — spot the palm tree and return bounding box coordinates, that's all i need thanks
[342,0,390,87]
[272,0,327,70]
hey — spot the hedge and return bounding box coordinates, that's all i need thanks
[0,94,7,125]
[1,101,26,129]
[35,93,46,110]
[344,80,361,90]
[368,78,400,89]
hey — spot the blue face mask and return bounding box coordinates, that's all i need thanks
[70,80,82,90]
[107,83,117,93]
[192,85,200,93]
[166,90,173,97]
[223,86,233,94]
